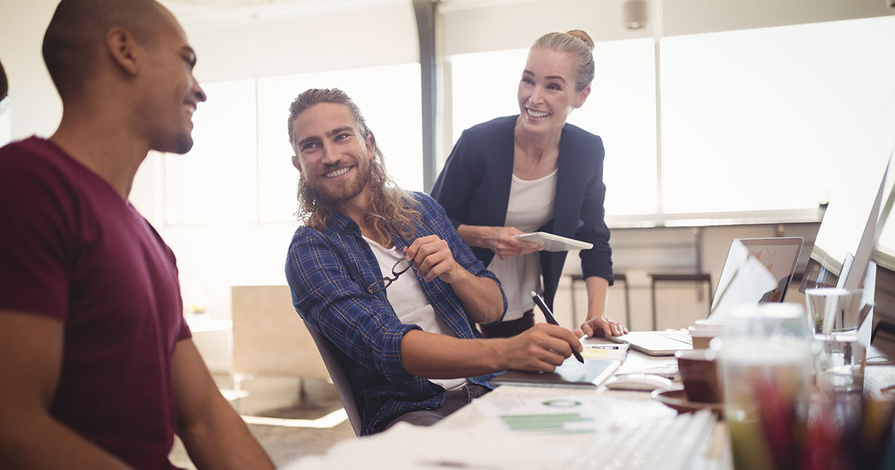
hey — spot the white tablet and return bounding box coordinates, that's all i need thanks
[514,232,594,252]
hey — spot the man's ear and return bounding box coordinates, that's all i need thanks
[291,155,302,172]
[365,133,376,159]
[106,27,140,76]
[575,85,591,109]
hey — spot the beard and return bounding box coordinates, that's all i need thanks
[299,162,372,208]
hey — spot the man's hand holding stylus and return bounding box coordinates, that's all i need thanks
[496,323,584,372]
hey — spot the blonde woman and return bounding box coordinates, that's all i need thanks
[432,30,626,339]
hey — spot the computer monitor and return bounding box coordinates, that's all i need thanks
[870,148,895,353]
[800,147,893,293]
[801,144,893,347]
[802,91,895,292]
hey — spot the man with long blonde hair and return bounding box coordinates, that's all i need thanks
[285,88,585,435]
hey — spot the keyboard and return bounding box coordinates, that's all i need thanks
[568,410,716,470]
[657,329,694,345]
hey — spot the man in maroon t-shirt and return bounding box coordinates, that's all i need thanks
[0,1,274,468]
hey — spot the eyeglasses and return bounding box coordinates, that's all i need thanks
[366,257,412,294]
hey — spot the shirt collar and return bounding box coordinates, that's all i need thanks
[323,209,411,250]
[324,210,361,236]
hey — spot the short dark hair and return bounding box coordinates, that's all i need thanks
[42,0,165,100]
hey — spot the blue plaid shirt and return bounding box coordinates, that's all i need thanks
[285,192,507,435]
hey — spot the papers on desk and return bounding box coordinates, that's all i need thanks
[473,392,624,434]
[285,422,594,470]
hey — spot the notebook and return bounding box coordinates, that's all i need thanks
[492,358,618,388]
[608,237,804,356]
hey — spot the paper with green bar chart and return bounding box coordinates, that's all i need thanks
[474,393,621,433]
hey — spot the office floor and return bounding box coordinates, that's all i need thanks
[168,375,355,468]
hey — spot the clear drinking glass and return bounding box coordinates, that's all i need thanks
[719,303,814,470]
[804,288,866,393]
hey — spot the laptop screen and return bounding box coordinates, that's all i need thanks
[709,237,804,318]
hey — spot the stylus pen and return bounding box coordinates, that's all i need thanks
[531,291,584,363]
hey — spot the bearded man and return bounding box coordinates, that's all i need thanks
[284,88,584,435]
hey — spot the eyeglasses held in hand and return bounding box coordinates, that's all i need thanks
[367,257,412,294]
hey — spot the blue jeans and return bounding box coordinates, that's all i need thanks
[383,383,491,430]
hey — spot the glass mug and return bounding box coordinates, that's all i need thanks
[804,288,866,392]
[719,303,814,470]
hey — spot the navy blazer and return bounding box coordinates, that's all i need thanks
[430,115,613,310]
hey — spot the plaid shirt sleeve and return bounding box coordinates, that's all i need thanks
[413,193,507,324]
[285,228,419,382]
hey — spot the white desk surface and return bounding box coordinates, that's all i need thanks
[288,339,895,470]
[439,337,679,432]
[289,337,733,469]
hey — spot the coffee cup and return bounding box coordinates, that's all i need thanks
[675,348,721,403]
[688,320,723,350]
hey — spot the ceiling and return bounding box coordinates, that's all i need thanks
[158,0,539,24]
[159,0,408,24]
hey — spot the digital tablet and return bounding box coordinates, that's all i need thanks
[514,232,594,252]
[492,358,618,388]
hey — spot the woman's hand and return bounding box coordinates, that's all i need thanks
[458,225,541,260]
[580,315,627,338]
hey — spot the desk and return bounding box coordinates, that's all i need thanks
[288,341,895,470]
[288,339,731,469]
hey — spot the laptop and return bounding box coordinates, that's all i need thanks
[607,237,804,356]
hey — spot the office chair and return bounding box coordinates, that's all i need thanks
[303,319,363,436]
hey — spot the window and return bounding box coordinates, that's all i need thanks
[660,16,895,214]
[450,17,895,221]
[164,79,257,225]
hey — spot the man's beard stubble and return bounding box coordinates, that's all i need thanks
[299,163,373,209]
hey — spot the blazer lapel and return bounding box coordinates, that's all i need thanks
[489,118,516,228]
[553,126,586,237]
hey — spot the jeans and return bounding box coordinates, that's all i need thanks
[383,383,491,430]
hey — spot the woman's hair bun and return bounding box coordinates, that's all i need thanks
[566,30,594,51]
